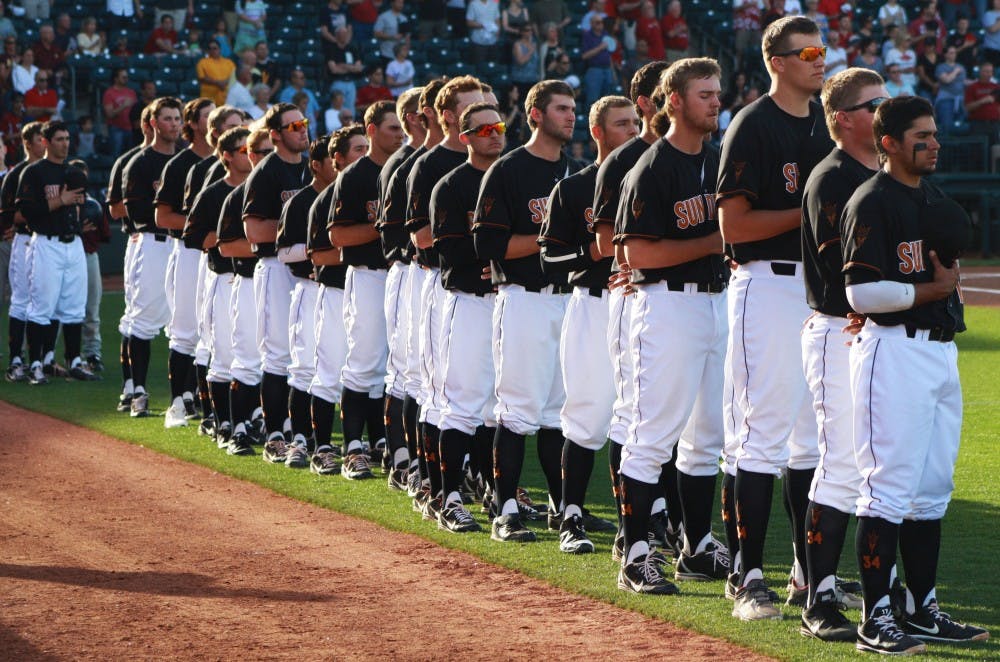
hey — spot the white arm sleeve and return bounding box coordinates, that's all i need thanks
[277,243,308,264]
[846,281,916,314]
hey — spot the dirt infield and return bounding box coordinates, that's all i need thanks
[0,401,771,661]
[961,266,1000,308]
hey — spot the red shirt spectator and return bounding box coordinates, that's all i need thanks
[355,66,394,110]
[24,74,59,123]
[32,25,66,73]
[818,0,843,17]
[144,15,180,54]
[0,94,24,160]
[908,6,945,56]
[965,63,1000,122]
[607,0,641,22]
[660,0,689,52]
[350,0,380,25]
[635,1,664,60]
[102,68,139,132]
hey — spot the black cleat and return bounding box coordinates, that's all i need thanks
[558,514,594,554]
[227,431,254,456]
[438,501,481,532]
[675,541,731,581]
[310,446,341,475]
[618,554,680,595]
[117,392,133,412]
[901,601,989,643]
[800,589,857,642]
[341,452,375,480]
[857,606,927,655]
[491,513,536,542]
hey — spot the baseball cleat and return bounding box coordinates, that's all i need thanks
[726,572,780,602]
[618,554,680,595]
[648,511,682,557]
[28,363,48,386]
[558,514,594,554]
[582,508,617,533]
[198,417,216,438]
[227,431,254,456]
[438,501,481,532]
[117,392,133,412]
[405,467,422,497]
[262,433,289,464]
[388,466,408,491]
[42,362,68,378]
[800,589,857,642]
[515,487,545,521]
[5,362,27,383]
[856,606,927,655]
[215,422,232,450]
[284,436,310,469]
[612,529,625,562]
[422,495,443,522]
[675,541,731,581]
[787,573,809,607]
[901,601,989,642]
[490,514,536,542]
[836,577,864,610]
[310,446,341,475]
[130,393,150,417]
[86,355,104,373]
[732,579,783,621]
[69,362,99,381]
[182,395,199,420]
[164,397,189,429]
[340,452,374,480]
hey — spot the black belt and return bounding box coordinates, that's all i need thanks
[904,324,955,343]
[665,281,726,293]
[770,262,797,276]
[139,230,168,242]
[41,233,77,243]
[585,286,605,298]
[523,283,573,294]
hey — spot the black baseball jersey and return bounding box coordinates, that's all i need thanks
[0,160,32,236]
[242,152,307,257]
[405,143,467,268]
[717,95,833,263]
[123,146,175,235]
[217,181,258,277]
[183,156,225,214]
[472,146,579,289]
[154,146,202,238]
[616,138,727,286]
[327,155,386,269]
[187,177,235,274]
[431,161,492,295]
[842,171,964,332]
[15,159,82,236]
[277,184,319,280]
[377,143,417,264]
[107,144,144,234]
[593,137,651,227]
[801,148,877,317]
[382,146,425,264]
[538,163,609,290]
[308,183,348,288]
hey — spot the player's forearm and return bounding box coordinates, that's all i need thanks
[218,238,255,257]
[623,232,722,269]
[155,205,186,230]
[278,243,308,263]
[718,202,801,245]
[244,216,278,243]
[409,225,432,249]
[505,233,541,259]
[594,223,615,257]
[202,231,217,250]
[310,247,343,265]
[329,223,380,247]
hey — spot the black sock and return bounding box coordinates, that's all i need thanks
[62,322,82,363]
[783,467,815,585]
[128,336,151,389]
[167,350,191,399]
[340,387,369,447]
[261,372,289,434]
[678,470,717,554]
[402,394,420,472]
[43,320,59,359]
[384,395,406,463]
[26,320,46,364]
[621,474,659,556]
[311,395,336,448]
[805,501,850,603]
[659,449,682,532]
[493,424,525,513]
[422,422,442,496]
[735,468,775,583]
[230,379,260,427]
[721,472,739,566]
[474,425,495,491]
[899,519,941,612]
[288,387,312,438]
[856,516,899,617]
[609,442,623,526]
[195,362,211,416]
[186,358,200,398]
[536,427,564,511]
[120,336,131,384]
[8,316,25,361]
[466,427,480,482]
[439,428,470,500]
[561,438,595,514]
[209,380,231,428]
[365,393,386,443]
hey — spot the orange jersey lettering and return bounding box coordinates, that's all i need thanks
[528,197,548,224]
[897,240,925,274]
[783,162,799,194]
[44,184,61,200]
[674,193,717,230]
[366,200,378,223]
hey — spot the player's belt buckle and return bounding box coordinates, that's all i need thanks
[770,262,798,276]
[904,324,955,343]
[153,233,167,242]
[665,281,724,294]
[58,234,75,243]
[586,286,605,298]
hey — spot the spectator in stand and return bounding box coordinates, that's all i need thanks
[0,92,24,158]
[110,35,131,57]
[77,17,105,56]
[75,115,96,158]
[248,82,270,119]
[23,71,58,122]
[154,0,192,31]
[2,35,18,67]
[510,25,540,98]
[320,0,351,54]
[323,89,349,130]
[935,44,968,134]
[0,57,11,99]
[197,40,237,105]
[579,0,604,33]
[254,41,281,98]
[533,0,571,36]
[734,0,765,70]
[802,0,829,41]
[326,25,363,113]
[762,0,785,28]
[355,64,393,113]
[965,60,1000,142]
[879,0,907,29]
[279,67,320,130]
[503,0,533,48]
[0,2,15,41]
[467,0,501,63]
[12,49,39,95]
[145,14,181,55]
[634,1,664,61]
[211,17,234,59]
[817,0,841,18]
[549,49,574,80]
[374,0,410,61]
[130,79,155,141]
[385,41,414,97]
[234,0,267,53]
[102,67,136,156]
[290,91,317,140]
[502,84,527,146]
[227,64,256,113]
[660,0,689,62]
[540,22,566,78]
[106,0,142,35]
[22,0,52,20]
[184,27,204,57]
[417,0,448,40]
[446,0,467,37]
[885,62,916,95]
[622,37,653,84]
[983,0,1000,68]
[581,13,613,107]
[948,15,979,76]
[826,35,849,78]
[53,13,76,55]
[609,0,642,52]
[852,36,885,74]
[916,41,942,100]
[886,30,918,89]
[909,0,944,57]
[347,0,380,43]
[33,24,67,86]
[856,12,875,41]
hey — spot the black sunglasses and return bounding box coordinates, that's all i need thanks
[841,96,888,113]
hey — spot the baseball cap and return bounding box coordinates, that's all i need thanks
[918,196,973,267]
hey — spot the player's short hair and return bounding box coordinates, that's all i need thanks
[328,123,366,159]
[459,102,501,133]
[396,86,423,136]
[435,75,484,130]
[364,99,397,128]
[217,126,251,167]
[246,127,272,153]
[264,102,300,132]
[206,104,246,147]
[588,95,634,130]
[150,96,183,120]
[21,121,44,143]
[659,57,721,120]
[524,79,575,129]
[873,95,934,164]
[821,68,885,139]
[310,134,331,163]
[41,120,69,140]
[182,97,215,142]
[418,77,448,129]
[630,61,670,108]
[68,158,89,174]
[762,15,820,62]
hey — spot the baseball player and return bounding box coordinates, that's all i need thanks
[614,58,731,594]
[68,159,110,374]
[406,75,485,519]
[155,97,217,428]
[122,96,184,417]
[184,125,252,451]
[841,95,988,654]
[2,121,46,382]
[716,16,833,620]
[377,86,426,489]
[107,106,154,412]
[797,68,886,641]
[243,102,309,454]
[590,62,680,559]
[430,101,506,532]
[307,124,369,475]
[472,79,580,543]
[537,94,638,553]
[216,127,272,455]
[275,136,339,467]
[14,120,94,384]
[328,101,404,479]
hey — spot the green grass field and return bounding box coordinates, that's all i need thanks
[2,294,997,661]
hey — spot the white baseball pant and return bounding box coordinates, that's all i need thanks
[26,235,86,325]
[8,233,30,320]
[206,272,234,384]
[341,265,388,397]
[126,233,171,341]
[310,284,348,404]
[194,252,212,366]
[607,286,633,446]
[165,240,202,355]
[253,256,294,375]
[418,268,446,426]
[438,290,497,435]
[118,233,138,336]
[287,278,319,392]
[383,261,410,399]
[230,273,261,386]
[403,261,424,400]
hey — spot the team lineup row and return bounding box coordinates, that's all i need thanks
[0,13,988,657]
